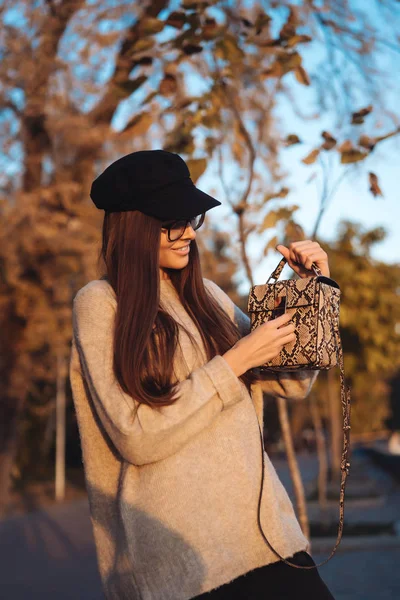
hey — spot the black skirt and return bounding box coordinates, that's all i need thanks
[191,551,335,600]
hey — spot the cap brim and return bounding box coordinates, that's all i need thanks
[143,180,221,221]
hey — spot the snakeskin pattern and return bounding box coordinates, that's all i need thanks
[247,275,341,370]
[317,279,340,368]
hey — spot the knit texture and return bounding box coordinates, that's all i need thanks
[69,276,318,600]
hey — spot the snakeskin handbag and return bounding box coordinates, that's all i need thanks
[247,257,351,569]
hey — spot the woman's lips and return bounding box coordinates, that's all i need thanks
[172,245,190,255]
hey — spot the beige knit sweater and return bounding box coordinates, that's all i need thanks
[69,276,318,600]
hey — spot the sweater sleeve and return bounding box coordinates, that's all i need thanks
[71,283,245,466]
[203,278,318,401]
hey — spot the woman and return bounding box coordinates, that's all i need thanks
[70,150,335,600]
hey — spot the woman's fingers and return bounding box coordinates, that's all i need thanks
[301,251,327,271]
[291,241,320,265]
[275,323,295,337]
[276,240,330,277]
[269,311,292,327]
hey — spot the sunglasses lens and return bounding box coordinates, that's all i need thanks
[166,213,205,241]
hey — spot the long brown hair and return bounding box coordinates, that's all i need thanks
[97,209,258,407]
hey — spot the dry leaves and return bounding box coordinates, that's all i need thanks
[369,172,383,197]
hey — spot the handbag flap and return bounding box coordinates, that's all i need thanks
[248,276,318,312]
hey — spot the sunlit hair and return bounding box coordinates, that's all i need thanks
[97,210,258,407]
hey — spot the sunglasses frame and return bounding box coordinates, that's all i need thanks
[161,213,205,242]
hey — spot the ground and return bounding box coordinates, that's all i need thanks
[1,448,400,599]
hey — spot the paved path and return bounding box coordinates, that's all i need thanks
[0,498,103,600]
[315,547,400,600]
[1,448,400,599]
[1,496,400,599]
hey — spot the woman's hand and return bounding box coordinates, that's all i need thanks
[224,312,296,375]
[276,240,330,278]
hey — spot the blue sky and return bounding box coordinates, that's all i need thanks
[191,2,400,294]
[3,0,399,297]
[200,117,400,295]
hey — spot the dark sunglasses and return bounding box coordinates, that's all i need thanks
[160,213,205,242]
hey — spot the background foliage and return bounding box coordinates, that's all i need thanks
[1,0,399,510]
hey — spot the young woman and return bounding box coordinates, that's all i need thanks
[70,150,335,600]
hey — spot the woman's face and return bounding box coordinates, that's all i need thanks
[159,223,197,280]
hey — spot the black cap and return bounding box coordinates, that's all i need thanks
[90,149,221,220]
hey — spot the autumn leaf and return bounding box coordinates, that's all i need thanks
[351,104,373,124]
[337,139,353,153]
[369,172,383,197]
[358,134,376,151]
[164,132,195,155]
[263,51,302,78]
[284,220,305,244]
[278,51,302,74]
[182,42,203,55]
[284,134,301,146]
[340,148,368,164]
[286,34,312,48]
[203,17,219,40]
[159,73,177,95]
[287,5,300,26]
[215,36,244,62]
[280,5,300,39]
[186,158,208,183]
[165,11,186,29]
[254,11,272,35]
[260,205,299,231]
[129,38,154,54]
[119,112,153,138]
[263,235,279,256]
[182,0,210,9]
[264,187,290,202]
[302,148,320,164]
[141,17,165,36]
[321,131,337,150]
[279,22,296,41]
[294,65,310,86]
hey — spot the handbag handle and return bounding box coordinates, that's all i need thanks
[267,257,322,284]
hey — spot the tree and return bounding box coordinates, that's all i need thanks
[1,0,399,517]
[317,221,400,434]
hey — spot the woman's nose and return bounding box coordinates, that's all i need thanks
[183,225,196,239]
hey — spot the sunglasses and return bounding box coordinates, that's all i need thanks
[160,213,205,242]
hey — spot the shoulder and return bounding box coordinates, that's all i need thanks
[73,279,116,312]
[203,277,224,298]
[203,277,233,312]
[203,278,250,336]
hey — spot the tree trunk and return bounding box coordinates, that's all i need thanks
[309,393,328,516]
[55,351,67,501]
